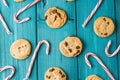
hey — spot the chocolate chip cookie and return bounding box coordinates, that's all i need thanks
[44,7,67,28]
[44,67,66,80]
[94,17,115,37]
[86,74,102,80]
[10,39,31,60]
[59,36,82,57]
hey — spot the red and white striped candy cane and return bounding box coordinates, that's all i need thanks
[0,65,15,80]
[0,14,12,34]
[23,40,50,80]
[105,40,120,57]
[2,0,8,7]
[85,52,115,80]
[82,0,102,27]
[14,0,40,23]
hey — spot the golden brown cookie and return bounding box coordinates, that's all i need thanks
[44,67,66,80]
[86,74,102,80]
[59,36,82,57]
[94,17,115,37]
[14,0,23,2]
[10,39,31,60]
[44,7,67,28]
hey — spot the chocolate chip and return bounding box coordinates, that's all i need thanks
[68,49,72,53]
[76,46,80,49]
[107,22,109,25]
[101,33,103,35]
[18,47,21,49]
[13,54,15,56]
[22,45,24,48]
[54,77,57,79]
[54,16,57,21]
[45,15,47,20]
[57,12,61,18]
[103,18,106,21]
[64,41,68,47]
[52,9,57,14]
[61,74,65,78]
[59,71,63,75]
[74,50,80,56]
[49,68,55,72]
[104,33,108,35]
[46,75,51,79]
[75,50,80,55]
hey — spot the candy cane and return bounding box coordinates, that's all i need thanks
[105,40,120,57]
[85,52,115,80]
[2,0,8,7]
[82,0,102,27]
[0,65,15,80]
[23,40,50,80]
[0,14,12,34]
[14,0,40,23]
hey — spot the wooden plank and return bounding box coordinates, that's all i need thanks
[76,0,118,79]
[0,0,37,80]
[0,0,119,80]
[115,0,120,79]
[37,0,78,80]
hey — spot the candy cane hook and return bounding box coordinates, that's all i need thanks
[23,40,50,80]
[0,14,12,34]
[85,52,115,80]
[82,0,102,27]
[14,0,40,23]
[2,0,8,7]
[0,66,15,80]
[105,40,120,57]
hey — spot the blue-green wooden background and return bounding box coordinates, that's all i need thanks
[0,0,120,80]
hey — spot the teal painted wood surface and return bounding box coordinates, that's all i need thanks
[0,0,120,80]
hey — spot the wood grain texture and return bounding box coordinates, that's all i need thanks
[37,0,77,80]
[0,0,37,80]
[115,0,120,80]
[0,0,119,80]
[76,0,118,79]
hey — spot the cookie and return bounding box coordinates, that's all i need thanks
[94,17,115,37]
[66,0,74,2]
[59,36,82,57]
[44,67,66,80]
[86,74,102,80]
[14,0,23,2]
[44,7,67,28]
[10,39,31,60]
